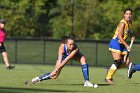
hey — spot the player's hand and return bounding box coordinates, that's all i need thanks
[126,46,131,52]
[0,43,2,47]
[131,37,135,41]
[51,68,59,76]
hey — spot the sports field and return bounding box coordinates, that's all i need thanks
[0,64,140,93]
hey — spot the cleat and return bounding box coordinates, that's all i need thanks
[84,80,93,87]
[7,65,15,70]
[32,77,40,84]
[105,78,113,84]
[128,63,136,79]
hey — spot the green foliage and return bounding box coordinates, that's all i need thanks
[0,0,140,39]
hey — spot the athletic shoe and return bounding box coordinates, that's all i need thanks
[128,63,136,79]
[7,65,15,70]
[32,77,40,84]
[84,80,93,87]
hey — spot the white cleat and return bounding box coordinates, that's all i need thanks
[84,80,93,87]
[32,77,40,84]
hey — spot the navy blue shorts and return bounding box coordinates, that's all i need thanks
[0,43,6,53]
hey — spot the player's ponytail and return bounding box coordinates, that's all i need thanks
[61,35,74,44]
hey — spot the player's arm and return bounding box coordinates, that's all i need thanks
[58,44,78,68]
[51,44,64,76]
[130,32,135,43]
[56,44,64,66]
[118,22,130,51]
[60,49,78,68]
[0,42,2,46]
[52,44,78,75]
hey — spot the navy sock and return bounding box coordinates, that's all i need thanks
[39,72,51,81]
[133,64,140,71]
[82,64,89,81]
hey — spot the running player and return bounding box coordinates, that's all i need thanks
[30,36,94,87]
[0,19,15,69]
[105,8,135,84]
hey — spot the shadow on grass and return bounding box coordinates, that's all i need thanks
[97,84,110,86]
[0,87,83,93]
[52,83,110,87]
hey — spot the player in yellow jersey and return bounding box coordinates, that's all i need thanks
[105,8,135,84]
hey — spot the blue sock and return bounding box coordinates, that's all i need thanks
[133,64,140,71]
[82,64,89,81]
[39,72,51,81]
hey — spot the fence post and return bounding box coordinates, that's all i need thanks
[95,42,98,66]
[43,40,46,64]
[15,40,17,64]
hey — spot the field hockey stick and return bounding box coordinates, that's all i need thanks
[24,80,33,86]
[125,39,134,62]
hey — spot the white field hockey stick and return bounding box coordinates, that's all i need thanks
[125,39,134,62]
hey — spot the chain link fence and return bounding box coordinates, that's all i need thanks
[1,37,140,67]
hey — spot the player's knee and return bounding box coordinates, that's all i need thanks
[80,56,86,64]
[114,59,122,68]
[2,52,7,56]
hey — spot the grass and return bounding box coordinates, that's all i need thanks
[0,64,140,93]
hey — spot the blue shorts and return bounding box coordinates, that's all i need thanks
[109,39,127,55]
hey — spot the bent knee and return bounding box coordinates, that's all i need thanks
[80,56,86,64]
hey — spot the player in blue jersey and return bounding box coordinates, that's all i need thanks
[30,36,94,87]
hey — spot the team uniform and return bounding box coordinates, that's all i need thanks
[62,44,75,60]
[109,19,132,55]
[105,19,132,82]
[0,20,15,70]
[0,28,6,53]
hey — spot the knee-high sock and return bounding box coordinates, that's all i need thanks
[106,64,117,80]
[82,64,89,81]
[133,64,140,71]
[39,72,51,81]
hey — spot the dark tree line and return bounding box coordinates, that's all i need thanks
[0,0,140,40]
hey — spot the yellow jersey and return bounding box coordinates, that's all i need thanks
[112,19,132,44]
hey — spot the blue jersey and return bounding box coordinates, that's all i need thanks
[62,44,70,60]
[61,44,80,60]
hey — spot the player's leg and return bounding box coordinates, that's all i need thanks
[2,51,15,69]
[105,52,122,84]
[128,63,140,78]
[117,54,129,69]
[31,60,63,84]
[72,52,93,87]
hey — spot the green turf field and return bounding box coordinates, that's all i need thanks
[0,64,140,93]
